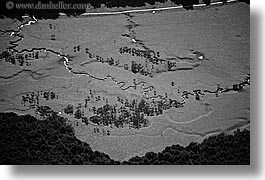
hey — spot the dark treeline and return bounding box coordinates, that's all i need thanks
[123,129,250,165]
[0,0,249,20]
[0,112,249,165]
[0,112,119,164]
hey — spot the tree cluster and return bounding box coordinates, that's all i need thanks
[0,112,119,164]
[123,129,250,165]
[0,112,249,165]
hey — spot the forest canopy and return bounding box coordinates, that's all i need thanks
[0,112,250,165]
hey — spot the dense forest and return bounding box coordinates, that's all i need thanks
[0,112,250,165]
[0,0,250,20]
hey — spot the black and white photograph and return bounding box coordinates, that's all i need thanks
[0,0,256,171]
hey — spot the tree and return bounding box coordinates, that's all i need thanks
[74,109,82,119]
[63,104,73,115]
